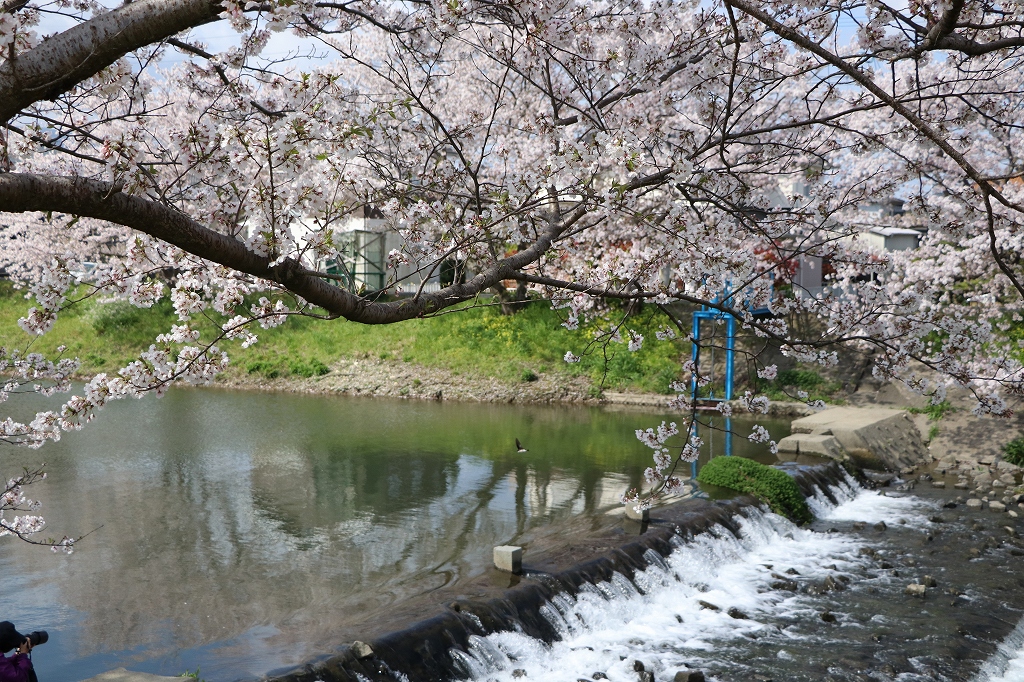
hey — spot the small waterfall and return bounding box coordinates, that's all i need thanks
[434,464,932,682]
[268,462,961,682]
[974,616,1024,682]
[451,506,865,682]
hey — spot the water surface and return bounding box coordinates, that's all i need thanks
[0,388,782,681]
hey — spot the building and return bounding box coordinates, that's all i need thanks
[294,206,466,295]
[859,225,922,252]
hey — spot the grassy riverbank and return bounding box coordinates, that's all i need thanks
[0,282,690,394]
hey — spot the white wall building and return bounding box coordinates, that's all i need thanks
[860,225,922,252]
[292,206,465,295]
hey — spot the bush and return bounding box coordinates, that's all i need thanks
[245,360,280,379]
[87,299,149,335]
[288,358,330,377]
[776,369,826,389]
[762,368,842,404]
[521,368,538,382]
[1004,437,1024,467]
[697,456,813,524]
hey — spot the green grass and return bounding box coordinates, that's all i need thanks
[0,282,689,393]
[696,456,813,524]
[1003,436,1024,467]
[907,400,956,421]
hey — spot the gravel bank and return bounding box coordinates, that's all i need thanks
[216,357,602,404]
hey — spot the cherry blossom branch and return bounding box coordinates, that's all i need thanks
[729,0,1024,215]
[0,172,577,324]
[1,466,91,551]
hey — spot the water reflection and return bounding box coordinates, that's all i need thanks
[0,389,786,681]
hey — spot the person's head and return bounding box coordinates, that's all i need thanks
[0,622,26,654]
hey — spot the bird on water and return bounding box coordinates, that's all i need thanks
[515,438,528,453]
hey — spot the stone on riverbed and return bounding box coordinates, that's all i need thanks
[863,470,896,485]
[905,584,927,597]
[990,501,1007,512]
[967,498,984,509]
[673,671,706,682]
[351,641,374,659]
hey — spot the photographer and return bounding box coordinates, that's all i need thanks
[0,622,37,682]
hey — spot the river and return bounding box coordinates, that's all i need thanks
[0,387,782,681]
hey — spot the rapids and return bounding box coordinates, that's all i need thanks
[438,472,1024,682]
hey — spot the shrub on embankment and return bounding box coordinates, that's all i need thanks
[697,456,813,524]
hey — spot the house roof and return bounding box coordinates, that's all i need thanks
[867,226,922,237]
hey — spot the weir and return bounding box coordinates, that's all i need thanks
[264,458,1024,682]
[266,462,853,682]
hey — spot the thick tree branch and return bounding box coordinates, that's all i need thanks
[0,172,567,324]
[0,0,222,121]
[0,0,28,14]
[921,0,965,51]
[932,33,1024,55]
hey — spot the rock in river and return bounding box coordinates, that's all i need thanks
[673,672,705,682]
[905,584,927,597]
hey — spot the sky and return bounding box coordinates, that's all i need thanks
[27,0,878,75]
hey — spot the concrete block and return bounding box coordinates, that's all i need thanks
[494,545,523,573]
[789,407,929,470]
[776,433,848,463]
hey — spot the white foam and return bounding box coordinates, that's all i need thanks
[974,614,1024,682]
[452,479,930,682]
[812,471,937,526]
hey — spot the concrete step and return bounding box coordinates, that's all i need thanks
[777,406,929,470]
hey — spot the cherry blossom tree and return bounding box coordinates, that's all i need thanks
[2,0,1024,535]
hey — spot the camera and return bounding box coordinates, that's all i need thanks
[27,631,48,647]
